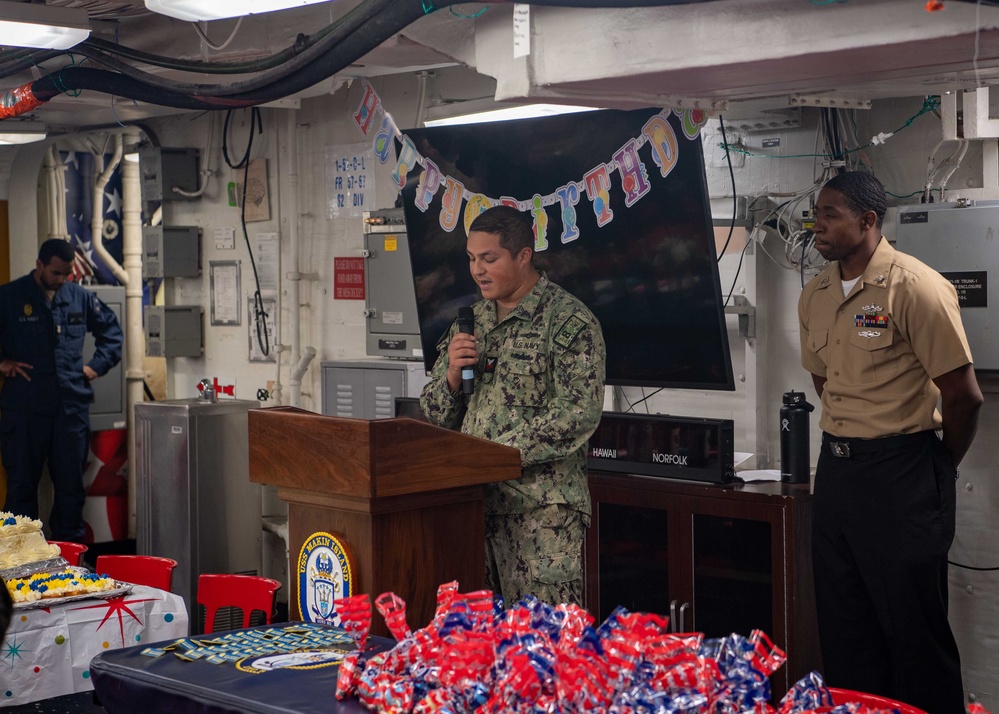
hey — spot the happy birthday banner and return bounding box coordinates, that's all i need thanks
[351,79,708,249]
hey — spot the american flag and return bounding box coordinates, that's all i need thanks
[62,149,124,287]
[71,241,97,283]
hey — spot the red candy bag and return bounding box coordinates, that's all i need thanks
[333,593,372,649]
[334,652,360,700]
[375,591,412,641]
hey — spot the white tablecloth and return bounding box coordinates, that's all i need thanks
[0,584,189,706]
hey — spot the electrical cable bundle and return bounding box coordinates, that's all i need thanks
[0,0,449,115]
[0,0,727,117]
[222,107,270,356]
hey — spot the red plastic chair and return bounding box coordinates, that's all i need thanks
[48,540,88,567]
[825,687,927,714]
[95,555,178,591]
[196,573,282,634]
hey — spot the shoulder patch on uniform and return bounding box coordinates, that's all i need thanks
[435,319,458,352]
[554,314,587,349]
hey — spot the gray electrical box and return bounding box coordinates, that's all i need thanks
[143,225,201,278]
[363,209,423,359]
[321,359,429,419]
[145,305,203,357]
[139,147,199,202]
[895,201,998,370]
[84,285,126,431]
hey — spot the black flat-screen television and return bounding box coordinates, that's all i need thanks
[400,107,734,390]
[394,396,429,422]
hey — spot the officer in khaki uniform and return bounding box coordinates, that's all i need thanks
[799,172,983,713]
[421,206,605,607]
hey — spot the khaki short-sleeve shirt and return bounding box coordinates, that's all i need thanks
[798,237,972,438]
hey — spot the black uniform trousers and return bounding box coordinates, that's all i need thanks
[812,430,964,714]
[0,409,90,542]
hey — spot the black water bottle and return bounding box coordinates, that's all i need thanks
[780,390,815,484]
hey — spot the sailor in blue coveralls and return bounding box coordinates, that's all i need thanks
[0,239,123,542]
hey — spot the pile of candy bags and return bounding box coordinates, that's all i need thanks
[332,582,988,714]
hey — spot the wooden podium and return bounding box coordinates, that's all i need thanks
[247,407,521,635]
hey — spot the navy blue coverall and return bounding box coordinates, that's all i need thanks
[0,273,123,541]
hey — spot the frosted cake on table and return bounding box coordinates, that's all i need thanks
[0,513,60,569]
[5,570,116,603]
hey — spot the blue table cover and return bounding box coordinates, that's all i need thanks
[90,622,393,714]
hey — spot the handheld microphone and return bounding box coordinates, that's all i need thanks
[457,307,475,396]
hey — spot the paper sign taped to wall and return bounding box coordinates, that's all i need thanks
[513,4,530,58]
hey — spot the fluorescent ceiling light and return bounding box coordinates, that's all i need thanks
[0,2,90,50]
[424,104,601,128]
[144,0,331,22]
[0,132,46,145]
[0,120,46,145]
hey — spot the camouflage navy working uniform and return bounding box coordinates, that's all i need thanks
[421,273,606,606]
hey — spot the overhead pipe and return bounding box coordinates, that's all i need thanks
[289,347,316,407]
[283,111,318,408]
[937,140,970,195]
[90,134,127,285]
[43,147,60,239]
[71,0,400,99]
[276,111,298,408]
[54,149,68,240]
[41,145,70,242]
[121,130,144,539]
[287,113,301,381]
[27,0,434,111]
[0,85,42,119]
[939,91,999,198]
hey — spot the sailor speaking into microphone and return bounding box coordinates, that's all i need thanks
[420,206,606,607]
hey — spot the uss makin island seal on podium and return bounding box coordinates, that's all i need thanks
[297,531,354,625]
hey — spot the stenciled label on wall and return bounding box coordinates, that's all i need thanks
[899,211,928,224]
[941,271,988,308]
[326,142,374,219]
[297,532,354,625]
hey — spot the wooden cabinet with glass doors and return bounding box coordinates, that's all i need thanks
[586,472,821,697]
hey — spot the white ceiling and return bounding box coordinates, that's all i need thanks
[5,0,999,132]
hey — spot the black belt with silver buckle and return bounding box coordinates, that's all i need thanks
[822,431,934,459]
